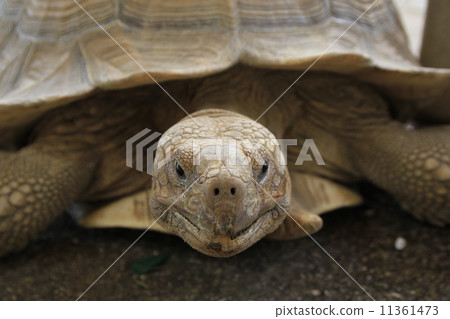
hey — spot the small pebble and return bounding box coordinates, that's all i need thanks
[405,122,416,131]
[311,289,321,297]
[395,237,407,250]
[389,291,403,299]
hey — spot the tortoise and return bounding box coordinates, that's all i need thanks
[0,0,449,258]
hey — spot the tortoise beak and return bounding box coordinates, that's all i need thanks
[156,201,286,257]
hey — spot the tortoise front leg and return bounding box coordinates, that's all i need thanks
[352,124,450,226]
[0,144,97,257]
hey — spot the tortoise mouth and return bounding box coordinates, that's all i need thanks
[155,202,287,257]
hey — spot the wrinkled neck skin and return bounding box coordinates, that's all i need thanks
[190,67,298,138]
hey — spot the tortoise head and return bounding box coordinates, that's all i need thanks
[150,109,290,257]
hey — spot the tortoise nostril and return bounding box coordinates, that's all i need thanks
[206,176,245,202]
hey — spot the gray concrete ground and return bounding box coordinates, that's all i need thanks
[0,185,448,301]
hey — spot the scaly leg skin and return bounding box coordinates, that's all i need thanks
[282,72,449,227]
[353,124,450,226]
[0,144,96,257]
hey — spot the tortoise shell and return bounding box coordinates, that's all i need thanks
[0,0,448,132]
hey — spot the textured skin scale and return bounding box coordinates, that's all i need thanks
[0,1,449,257]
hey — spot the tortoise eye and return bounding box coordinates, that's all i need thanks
[175,161,186,179]
[258,159,269,180]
